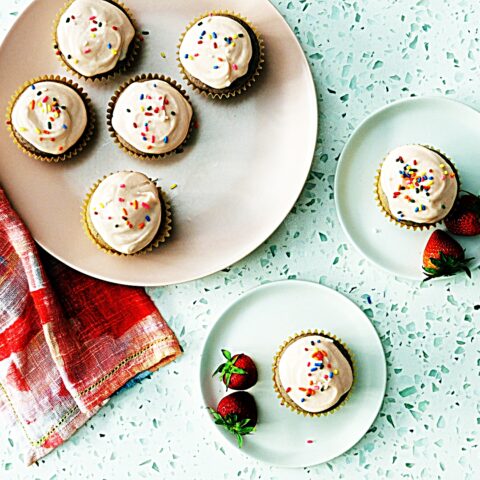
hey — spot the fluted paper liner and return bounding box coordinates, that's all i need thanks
[177,11,265,100]
[5,75,95,163]
[272,330,355,418]
[81,173,172,256]
[106,74,194,161]
[374,145,460,231]
[52,0,141,82]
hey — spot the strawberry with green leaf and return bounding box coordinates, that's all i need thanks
[212,349,258,390]
[422,230,472,280]
[209,392,257,448]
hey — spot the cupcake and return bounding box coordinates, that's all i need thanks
[272,331,354,416]
[376,144,459,229]
[54,0,137,80]
[6,77,93,161]
[83,171,171,255]
[107,75,193,159]
[178,12,264,98]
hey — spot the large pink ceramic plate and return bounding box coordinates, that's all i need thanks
[0,0,316,286]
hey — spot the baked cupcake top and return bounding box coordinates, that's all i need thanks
[380,145,458,224]
[56,0,135,77]
[111,79,192,154]
[11,81,87,155]
[88,171,162,254]
[179,14,253,89]
[277,335,353,413]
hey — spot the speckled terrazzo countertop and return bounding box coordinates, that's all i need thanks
[1,1,479,479]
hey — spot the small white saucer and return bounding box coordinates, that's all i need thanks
[199,280,386,467]
[335,96,480,280]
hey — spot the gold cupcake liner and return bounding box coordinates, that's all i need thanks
[81,172,173,256]
[272,329,356,418]
[374,145,460,231]
[52,0,141,82]
[5,75,95,163]
[106,73,195,161]
[176,11,265,100]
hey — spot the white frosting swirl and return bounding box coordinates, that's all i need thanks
[380,145,458,224]
[111,80,192,154]
[56,0,135,77]
[179,15,253,89]
[278,335,353,413]
[11,81,87,155]
[88,171,162,254]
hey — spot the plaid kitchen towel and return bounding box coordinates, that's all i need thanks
[0,188,182,464]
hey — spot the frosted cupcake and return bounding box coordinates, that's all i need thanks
[272,331,354,416]
[83,171,171,255]
[376,145,459,229]
[107,75,193,159]
[6,77,92,161]
[178,13,263,98]
[54,0,137,80]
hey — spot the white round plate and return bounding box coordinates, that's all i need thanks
[335,96,480,280]
[199,280,386,468]
[0,0,316,286]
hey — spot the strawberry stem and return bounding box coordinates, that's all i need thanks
[208,408,255,448]
[422,253,473,281]
[212,350,247,389]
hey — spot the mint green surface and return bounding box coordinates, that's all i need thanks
[1,1,478,479]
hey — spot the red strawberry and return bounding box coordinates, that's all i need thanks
[445,193,480,236]
[213,349,258,390]
[422,230,472,280]
[209,392,257,447]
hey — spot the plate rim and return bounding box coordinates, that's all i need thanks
[198,279,387,468]
[0,0,318,287]
[334,95,480,281]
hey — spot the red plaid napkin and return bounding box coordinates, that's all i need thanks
[0,188,182,464]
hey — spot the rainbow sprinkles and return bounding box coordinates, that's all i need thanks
[379,145,458,225]
[55,0,136,78]
[179,14,253,89]
[10,80,87,155]
[276,333,353,414]
[110,79,193,156]
[87,171,163,255]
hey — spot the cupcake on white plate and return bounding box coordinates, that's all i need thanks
[376,144,459,229]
